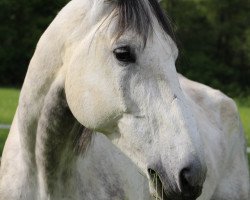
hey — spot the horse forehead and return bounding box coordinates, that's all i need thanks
[95,0,175,46]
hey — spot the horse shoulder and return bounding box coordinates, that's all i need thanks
[179,74,242,140]
[179,74,250,200]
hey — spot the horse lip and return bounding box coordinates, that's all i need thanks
[149,172,176,200]
[149,173,202,200]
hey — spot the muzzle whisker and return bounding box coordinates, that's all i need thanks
[156,173,158,200]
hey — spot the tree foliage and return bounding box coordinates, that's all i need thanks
[0,0,69,86]
[161,0,250,96]
[0,0,249,96]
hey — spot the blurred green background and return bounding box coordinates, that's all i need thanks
[1,0,249,96]
[0,0,249,156]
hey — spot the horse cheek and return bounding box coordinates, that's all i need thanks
[65,64,122,131]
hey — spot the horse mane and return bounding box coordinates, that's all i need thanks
[107,0,176,43]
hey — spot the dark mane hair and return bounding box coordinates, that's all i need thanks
[107,0,176,44]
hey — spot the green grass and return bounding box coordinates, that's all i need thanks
[0,88,20,124]
[0,88,20,155]
[235,97,250,146]
[0,129,9,156]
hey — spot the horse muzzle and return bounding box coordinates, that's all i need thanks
[147,157,207,200]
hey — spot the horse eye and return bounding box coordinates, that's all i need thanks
[113,46,136,64]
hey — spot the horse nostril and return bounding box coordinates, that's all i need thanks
[179,167,203,199]
[180,168,193,190]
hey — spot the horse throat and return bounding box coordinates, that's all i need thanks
[19,74,92,197]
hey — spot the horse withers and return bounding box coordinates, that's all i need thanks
[0,0,249,199]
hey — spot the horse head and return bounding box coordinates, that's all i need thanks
[63,0,207,199]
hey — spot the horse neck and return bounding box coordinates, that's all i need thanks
[18,70,92,197]
[16,1,92,195]
[17,0,90,162]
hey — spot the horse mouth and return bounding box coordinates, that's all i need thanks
[149,170,168,200]
[149,170,200,200]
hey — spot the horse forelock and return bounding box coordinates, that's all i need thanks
[105,0,176,44]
